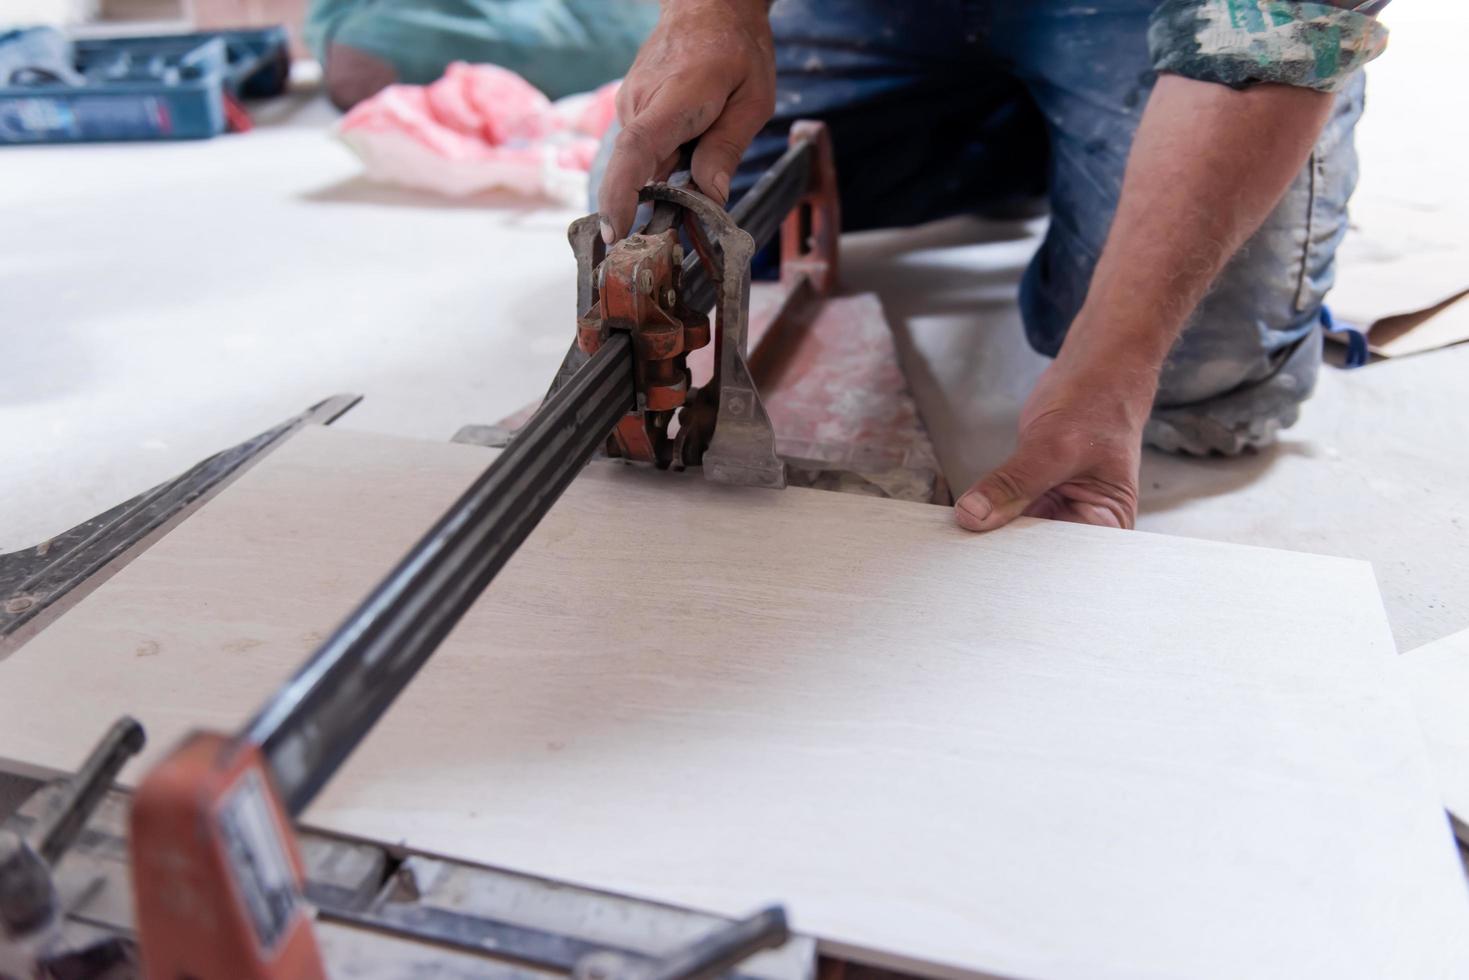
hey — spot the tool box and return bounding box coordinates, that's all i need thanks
[0,27,290,144]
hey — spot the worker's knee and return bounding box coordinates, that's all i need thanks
[1022,71,1364,429]
[1022,213,1343,418]
[324,42,397,111]
[1158,75,1362,411]
[1021,228,1329,455]
[1020,211,1329,447]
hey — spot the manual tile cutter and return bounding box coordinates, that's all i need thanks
[2,123,840,979]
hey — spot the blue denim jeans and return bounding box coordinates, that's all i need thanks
[594,0,1365,444]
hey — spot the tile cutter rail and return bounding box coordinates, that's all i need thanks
[0,122,858,979]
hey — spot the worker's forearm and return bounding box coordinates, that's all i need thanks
[1060,75,1334,413]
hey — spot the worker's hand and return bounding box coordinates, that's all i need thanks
[597,0,775,243]
[954,356,1149,532]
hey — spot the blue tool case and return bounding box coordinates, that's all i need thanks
[0,26,290,144]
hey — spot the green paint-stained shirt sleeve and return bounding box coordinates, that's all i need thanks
[1148,0,1390,93]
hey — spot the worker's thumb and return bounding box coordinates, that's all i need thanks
[955,455,1057,533]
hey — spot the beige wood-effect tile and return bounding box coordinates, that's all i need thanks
[2,425,1466,979]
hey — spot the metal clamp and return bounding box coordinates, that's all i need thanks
[640,182,785,489]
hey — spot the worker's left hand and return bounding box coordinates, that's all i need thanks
[954,358,1147,531]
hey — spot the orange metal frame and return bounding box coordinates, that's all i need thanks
[130,733,324,978]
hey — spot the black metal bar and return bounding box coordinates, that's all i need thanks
[323,901,782,980]
[245,335,636,814]
[0,394,361,641]
[679,138,813,314]
[728,140,815,255]
[32,716,145,866]
[643,907,789,980]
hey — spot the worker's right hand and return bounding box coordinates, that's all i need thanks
[597,0,776,244]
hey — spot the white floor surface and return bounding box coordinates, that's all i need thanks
[1,96,580,549]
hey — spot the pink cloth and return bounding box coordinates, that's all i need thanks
[338,63,620,204]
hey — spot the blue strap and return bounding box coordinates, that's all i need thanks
[1320,304,1369,368]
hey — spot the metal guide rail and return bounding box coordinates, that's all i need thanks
[0,778,816,980]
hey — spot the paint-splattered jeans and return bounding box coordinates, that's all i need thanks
[594,0,1366,448]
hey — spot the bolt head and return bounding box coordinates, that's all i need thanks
[4,596,34,614]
